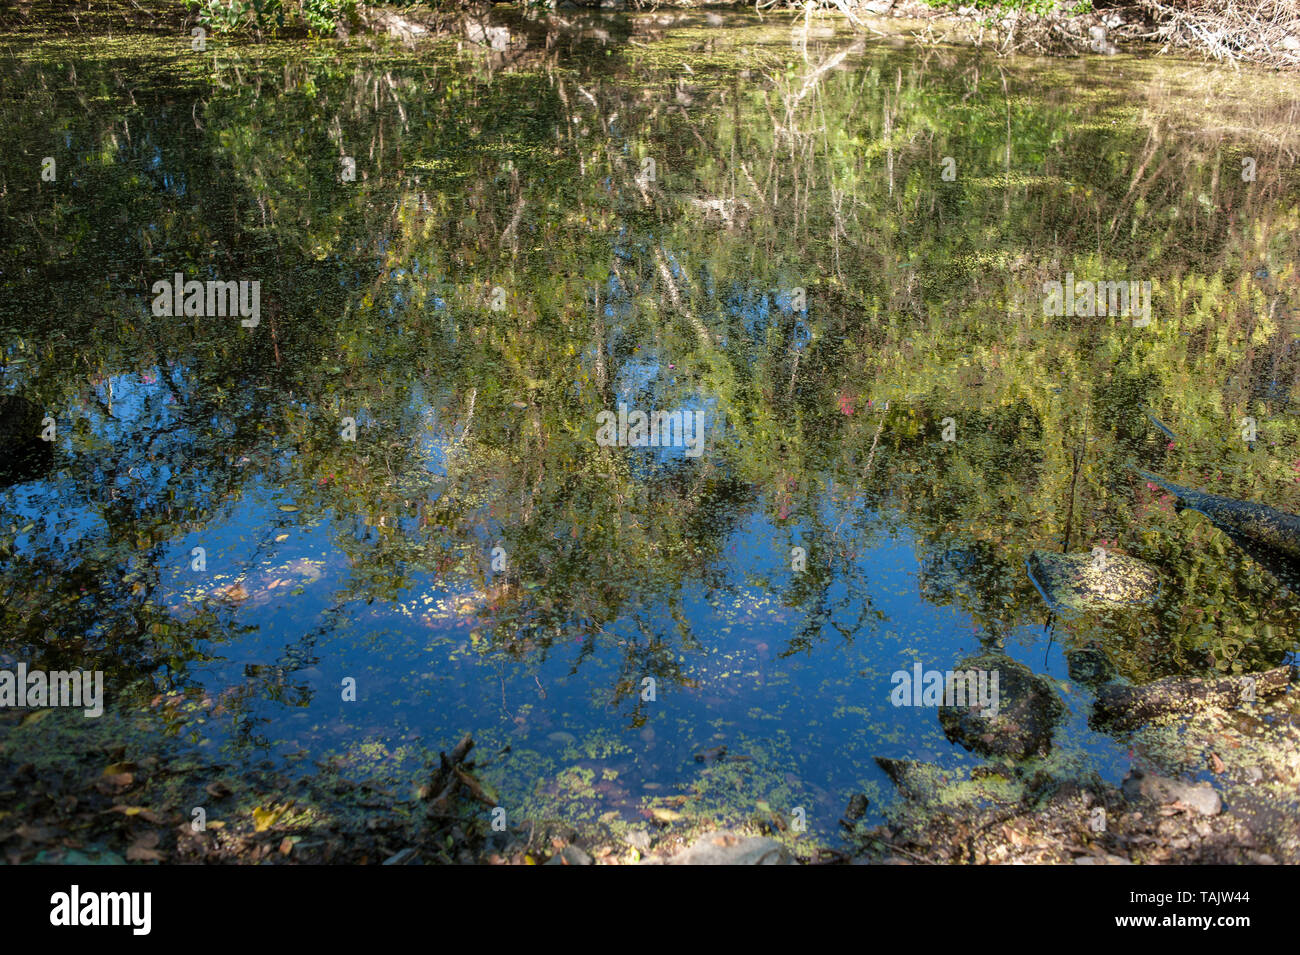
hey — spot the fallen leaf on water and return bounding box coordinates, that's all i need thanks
[217,582,248,603]
[252,804,288,832]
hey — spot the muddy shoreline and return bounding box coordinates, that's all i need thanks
[6,668,1296,864]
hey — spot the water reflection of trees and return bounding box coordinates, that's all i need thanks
[1,29,1299,730]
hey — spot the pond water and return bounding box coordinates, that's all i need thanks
[2,10,1299,848]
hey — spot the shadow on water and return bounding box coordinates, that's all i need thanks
[0,396,54,488]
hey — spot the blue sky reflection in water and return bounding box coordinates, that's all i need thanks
[1,10,1299,851]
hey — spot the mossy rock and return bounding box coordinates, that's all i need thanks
[938,653,1065,761]
[1026,549,1160,612]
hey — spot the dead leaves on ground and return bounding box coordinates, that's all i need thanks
[127,830,164,862]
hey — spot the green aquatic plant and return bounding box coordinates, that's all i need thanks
[184,0,351,34]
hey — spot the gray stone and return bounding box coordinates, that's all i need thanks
[1122,770,1222,816]
[1074,854,1133,865]
[544,844,593,865]
[657,830,795,865]
[938,653,1065,760]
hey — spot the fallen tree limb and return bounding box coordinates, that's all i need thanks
[423,733,478,813]
[1091,665,1296,732]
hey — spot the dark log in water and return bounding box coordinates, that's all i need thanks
[1136,468,1300,561]
[1091,664,1296,732]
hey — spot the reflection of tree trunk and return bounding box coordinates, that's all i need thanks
[499,195,525,255]
[1063,431,1083,554]
[1110,126,1167,239]
[862,402,889,481]
[592,288,608,397]
[458,387,477,447]
[523,458,544,526]
[654,248,711,349]
[383,72,407,130]
[789,39,865,108]
[999,66,1011,218]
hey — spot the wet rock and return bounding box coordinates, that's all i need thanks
[1087,25,1118,54]
[1122,769,1222,816]
[653,830,794,865]
[938,653,1065,760]
[544,844,593,865]
[873,758,972,805]
[1066,643,1116,686]
[1027,550,1160,611]
[845,793,869,820]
